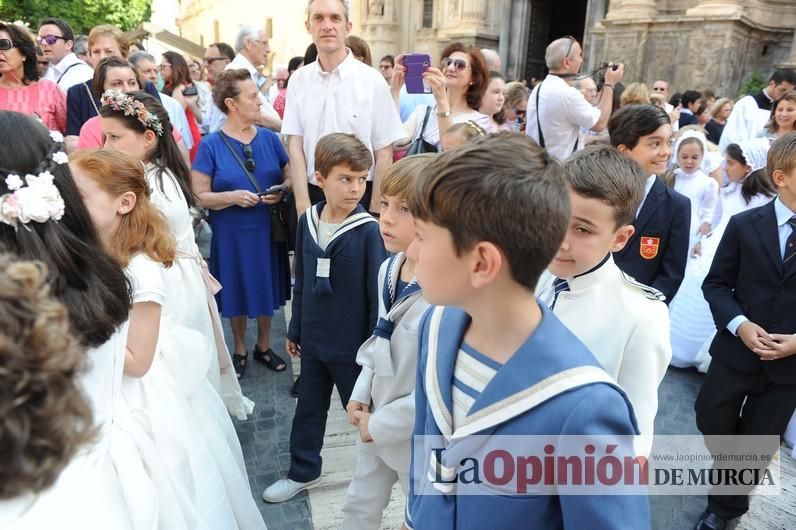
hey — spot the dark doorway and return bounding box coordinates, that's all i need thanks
[524,0,588,82]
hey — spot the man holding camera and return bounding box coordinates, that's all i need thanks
[526,36,623,160]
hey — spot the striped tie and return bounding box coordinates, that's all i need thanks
[551,277,570,309]
[785,216,796,265]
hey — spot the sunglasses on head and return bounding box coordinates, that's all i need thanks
[242,144,255,173]
[563,35,578,59]
[441,57,469,72]
[0,38,15,51]
[37,34,66,46]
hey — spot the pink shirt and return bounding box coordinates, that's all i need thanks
[77,116,185,150]
[0,79,66,132]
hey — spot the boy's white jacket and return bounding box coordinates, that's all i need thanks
[535,255,672,437]
[350,253,430,472]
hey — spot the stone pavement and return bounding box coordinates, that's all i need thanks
[228,312,795,529]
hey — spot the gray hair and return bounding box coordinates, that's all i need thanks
[306,0,350,21]
[481,48,500,71]
[73,35,88,56]
[545,37,576,70]
[235,25,265,53]
[129,51,156,68]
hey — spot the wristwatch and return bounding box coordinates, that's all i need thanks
[437,109,452,118]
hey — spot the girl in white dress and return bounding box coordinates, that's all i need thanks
[669,139,776,371]
[0,113,200,529]
[98,90,252,419]
[667,130,719,254]
[70,148,267,530]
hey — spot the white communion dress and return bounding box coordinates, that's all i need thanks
[122,253,267,530]
[145,163,253,420]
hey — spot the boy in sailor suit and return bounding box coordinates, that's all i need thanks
[263,133,388,503]
[341,155,433,529]
[406,133,650,530]
[536,146,672,438]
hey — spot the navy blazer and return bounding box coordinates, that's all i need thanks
[613,176,691,303]
[702,199,796,383]
[678,112,698,128]
[288,203,388,363]
[66,80,162,136]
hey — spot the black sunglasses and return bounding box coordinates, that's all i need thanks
[204,57,227,64]
[242,144,255,173]
[0,38,15,51]
[37,34,66,46]
[514,108,527,117]
[441,57,469,72]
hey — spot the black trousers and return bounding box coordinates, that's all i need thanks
[694,358,796,519]
[287,355,361,482]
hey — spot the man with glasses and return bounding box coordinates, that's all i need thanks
[526,36,623,160]
[37,18,93,93]
[204,42,235,85]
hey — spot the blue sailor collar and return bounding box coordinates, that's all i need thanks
[356,252,423,376]
[306,202,377,294]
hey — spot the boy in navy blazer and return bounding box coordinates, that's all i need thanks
[609,104,691,303]
[263,133,388,503]
[694,133,796,530]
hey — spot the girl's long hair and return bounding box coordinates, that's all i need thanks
[69,149,176,268]
[725,143,777,204]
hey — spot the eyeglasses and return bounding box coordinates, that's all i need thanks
[36,34,66,46]
[204,57,227,64]
[514,108,527,118]
[441,57,469,72]
[0,38,15,51]
[242,144,255,173]
[159,63,172,69]
[37,60,49,67]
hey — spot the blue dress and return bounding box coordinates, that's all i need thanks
[193,127,289,318]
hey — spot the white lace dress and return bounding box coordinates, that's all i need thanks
[122,254,267,530]
[145,164,253,420]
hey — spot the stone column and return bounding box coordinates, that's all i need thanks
[604,0,656,20]
[778,31,796,70]
[686,0,744,18]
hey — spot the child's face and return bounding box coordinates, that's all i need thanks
[379,194,414,254]
[69,163,130,245]
[101,116,154,163]
[724,156,750,183]
[316,163,369,213]
[407,219,471,306]
[620,124,673,175]
[677,142,704,174]
[548,189,634,278]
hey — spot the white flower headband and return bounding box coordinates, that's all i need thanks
[0,131,67,228]
[100,90,164,136]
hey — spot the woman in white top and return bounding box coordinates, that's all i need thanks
[391,43,491,150]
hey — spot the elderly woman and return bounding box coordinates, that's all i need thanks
[391,42,491,150]
[192,69,290,378]
[0,23,66,132]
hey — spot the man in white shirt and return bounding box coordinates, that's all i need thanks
[37,18,93,93]
[282,0,405,214]
[526,36,623,160]
[719,69,796,151]
[205,25,282,133]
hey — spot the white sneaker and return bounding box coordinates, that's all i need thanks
[262,477,322,503]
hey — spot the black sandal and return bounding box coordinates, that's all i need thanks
[232,352,248,379]
[253,345,287,372]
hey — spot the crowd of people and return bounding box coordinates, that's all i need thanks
[1,0,796,529]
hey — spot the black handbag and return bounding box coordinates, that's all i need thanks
[219,131,290,243]
[406,105,438,156]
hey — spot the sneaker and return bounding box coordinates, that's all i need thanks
[262,477,321,503]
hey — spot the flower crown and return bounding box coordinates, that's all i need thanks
[101,90,164,136]
[0,131,67,228]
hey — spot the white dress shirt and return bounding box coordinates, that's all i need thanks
[281,50,405,184]
[44,53,93,93]
[525,74,601,160]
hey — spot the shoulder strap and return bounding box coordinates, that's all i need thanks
[85,82,100,115]
[534,81,545,148]
[56,62,82,84]
[218,131,261,194]
[417,105,433,140]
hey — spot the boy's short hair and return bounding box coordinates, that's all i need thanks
[563,145,646,228]
[409,132,569,290]
[767,131,796,175]
[381,153,435,199]
[314,133,373,177]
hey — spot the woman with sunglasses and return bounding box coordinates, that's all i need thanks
[392,42,491,150]
[99,90,253,418]
[503,81,530,133]
[0,23,66,132]
[192,69,291,379]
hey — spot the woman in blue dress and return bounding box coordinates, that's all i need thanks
[192,68,289,378]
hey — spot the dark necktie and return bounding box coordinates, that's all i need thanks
[784,216,796,265]
[551,277,570,309]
